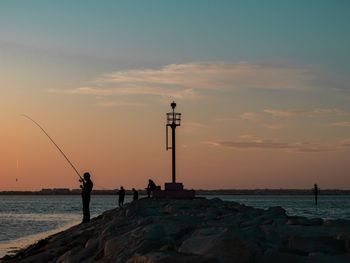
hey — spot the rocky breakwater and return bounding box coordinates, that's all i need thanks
[2,198,350,263]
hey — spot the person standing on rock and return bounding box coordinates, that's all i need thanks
[132,188,138,201]
[117,186,126,207]
[313,184,319,205]
[146,179,156,198]
[80,172,93,223]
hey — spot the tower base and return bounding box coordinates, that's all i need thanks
[164,182,183,191]
[153,182,195,199]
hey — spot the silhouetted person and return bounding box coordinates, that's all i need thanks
[313,184,319,205]
[146,179,157,198]
[132,188,138,201]
[80,172,93,223]
[117,186,125,207]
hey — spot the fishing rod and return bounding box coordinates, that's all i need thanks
[21,114,83,181]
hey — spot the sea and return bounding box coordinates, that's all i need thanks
[0,194,349,258]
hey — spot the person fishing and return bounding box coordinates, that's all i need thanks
[22,115,97,221]
[80,172,93,223]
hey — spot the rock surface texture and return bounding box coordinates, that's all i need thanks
[2,198,350,263]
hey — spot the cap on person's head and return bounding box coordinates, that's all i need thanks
[84,172,91,179]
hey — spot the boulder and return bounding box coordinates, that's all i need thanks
[2,198,350,263]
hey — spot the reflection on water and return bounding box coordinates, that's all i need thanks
[0,213,79,242]
[0,194,349,257]
[0,220,79,258]
[0,195,124,258]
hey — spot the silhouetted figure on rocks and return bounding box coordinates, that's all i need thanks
[117,186,126,207]
[132,188,138,201]
[313,184,319,205]
[146,179,157,198]
[80,172,93,223]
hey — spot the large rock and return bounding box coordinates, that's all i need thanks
[2,198,350,263]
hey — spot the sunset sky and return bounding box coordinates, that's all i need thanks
[1,0,350,190]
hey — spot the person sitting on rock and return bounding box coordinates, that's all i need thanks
[132,188,138,201]
[117,186,126,207]
[146,179,157,198]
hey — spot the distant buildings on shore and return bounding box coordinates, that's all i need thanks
[0,188,119,195]
[0,188,350,195]
[40,188,72,194]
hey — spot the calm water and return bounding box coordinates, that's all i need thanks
[206,195,350,220]
[0,195,349,257]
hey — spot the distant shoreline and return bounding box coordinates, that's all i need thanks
[1,189,350,195]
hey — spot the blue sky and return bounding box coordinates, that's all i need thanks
[1,0,350,71]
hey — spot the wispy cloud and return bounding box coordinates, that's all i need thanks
[95,100,146,108]
[95,62,314,90]
[263,123,286,129]
[214,117,238,122]
[204,138,350,153]
[264,108,347,118]
[329,121,350,127]
[239,112,261,121]
[239,134,260,140]
[205,140,292,150]
[63,86,199,100]
[217,108,349,124]
[51,61,329,100]
[181,121,207,133]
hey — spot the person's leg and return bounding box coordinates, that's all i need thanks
[82,195,90,222]
[86,202,90,221]
[82,195,86,222]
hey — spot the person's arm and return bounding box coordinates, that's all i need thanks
[80,179,86,189]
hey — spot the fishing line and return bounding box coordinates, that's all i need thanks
[21,114,83,180]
